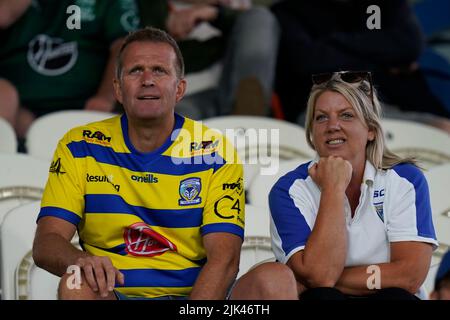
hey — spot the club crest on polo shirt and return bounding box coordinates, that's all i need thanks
[178,177,202,206]
[373,188,385,222]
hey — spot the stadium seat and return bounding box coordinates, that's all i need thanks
[16,250,60,300]
[0,201,41,299]
[25,110,115,161]
[425,163,450,249]
[0,117,17,154]
[204,116,315,191]
[382,119,450,169]
[422,163,450,298]
[0,153,49,225]
[0,200,79,300]
[247,158,306,208]
[238,204,275,278]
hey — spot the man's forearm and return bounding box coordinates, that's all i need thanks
[33,233,89,277]
[189,260,238,299]
[0,0,32,29]
[89,38,124,109]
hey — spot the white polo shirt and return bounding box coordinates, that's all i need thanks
[269,160,438,297]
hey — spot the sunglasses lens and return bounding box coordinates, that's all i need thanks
[312,73,333,85]
[340,72,368,83]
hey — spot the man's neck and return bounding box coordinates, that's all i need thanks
[127,115,175,153]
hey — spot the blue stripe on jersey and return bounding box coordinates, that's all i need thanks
[66,141,225,175]
[200,223,244,240]
[269,162,312,256]
[37,207,81,225]
[393,163,437,239]
[84,194,203,228]
[118,267,201,288]
[121,113,185,159]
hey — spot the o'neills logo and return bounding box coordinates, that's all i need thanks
[131,174,158,183]
[27,34,78,76]
[124,222,177,257]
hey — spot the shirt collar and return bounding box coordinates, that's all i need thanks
[309,154,376,186]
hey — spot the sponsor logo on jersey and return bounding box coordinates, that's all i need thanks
[82,130,112,146]
[49,158,66,176]
[27,34,78,76]
[124,222,177,257]
[178,177,202,206]
[86,173,120,192]
[190,140,219,152]
[222,178,243,195]
[131,174,158,183]
[214,195,243,224]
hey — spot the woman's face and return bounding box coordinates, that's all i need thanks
[311,91,374,167]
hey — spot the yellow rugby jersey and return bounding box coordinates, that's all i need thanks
[38,113,245,298]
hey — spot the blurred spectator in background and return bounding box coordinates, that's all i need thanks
[138,0,279,119]
[430,250,450,300]
[412,0,450,129]
[271,0,450,132]
[0,0,139,139]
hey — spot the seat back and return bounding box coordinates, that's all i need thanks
[382,119,450,169]
[425,164,450,249]
[0,117,17,154]
[16,251,60,300]
[204,116,315,185]
[247,158,306,207]
[26,110,115,161]
[0,201,41,299]
[238,204,274,278]
[0,153,49,225]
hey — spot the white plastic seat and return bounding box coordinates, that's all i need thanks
[382,119,450,169]
[1,201,79,300]
[26,110,115,161]
[248,158,306,208]
[0,201,41,299]
[204,116,315,161]
[0,153,49,225]
[238,204,274,278]
[204,116,315,186]
[0,117,17,154]
[425,164,450,249]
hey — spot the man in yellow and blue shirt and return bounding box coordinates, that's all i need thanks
[33,27,297,300]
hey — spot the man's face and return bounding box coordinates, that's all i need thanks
[114,41,186,122]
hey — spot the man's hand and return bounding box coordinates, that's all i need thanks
[309,156,352,193]
[74,256,124,298]
[166,5,218,40]
[84,95,115,112]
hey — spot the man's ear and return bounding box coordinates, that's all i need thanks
[113,78,123,104]
[175,78,187,103]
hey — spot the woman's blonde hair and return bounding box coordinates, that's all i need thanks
[304,75,416,170]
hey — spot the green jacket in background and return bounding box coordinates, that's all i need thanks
[0,0,139,115]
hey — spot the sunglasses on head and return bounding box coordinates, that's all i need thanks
[311,70,374,106]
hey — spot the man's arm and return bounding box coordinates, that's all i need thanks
[84,37,124,112]
[33,216,84,276]
[335,241,433,295]
[189,232,241,299]
[33,216,124,297]
[0,0,31,29]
